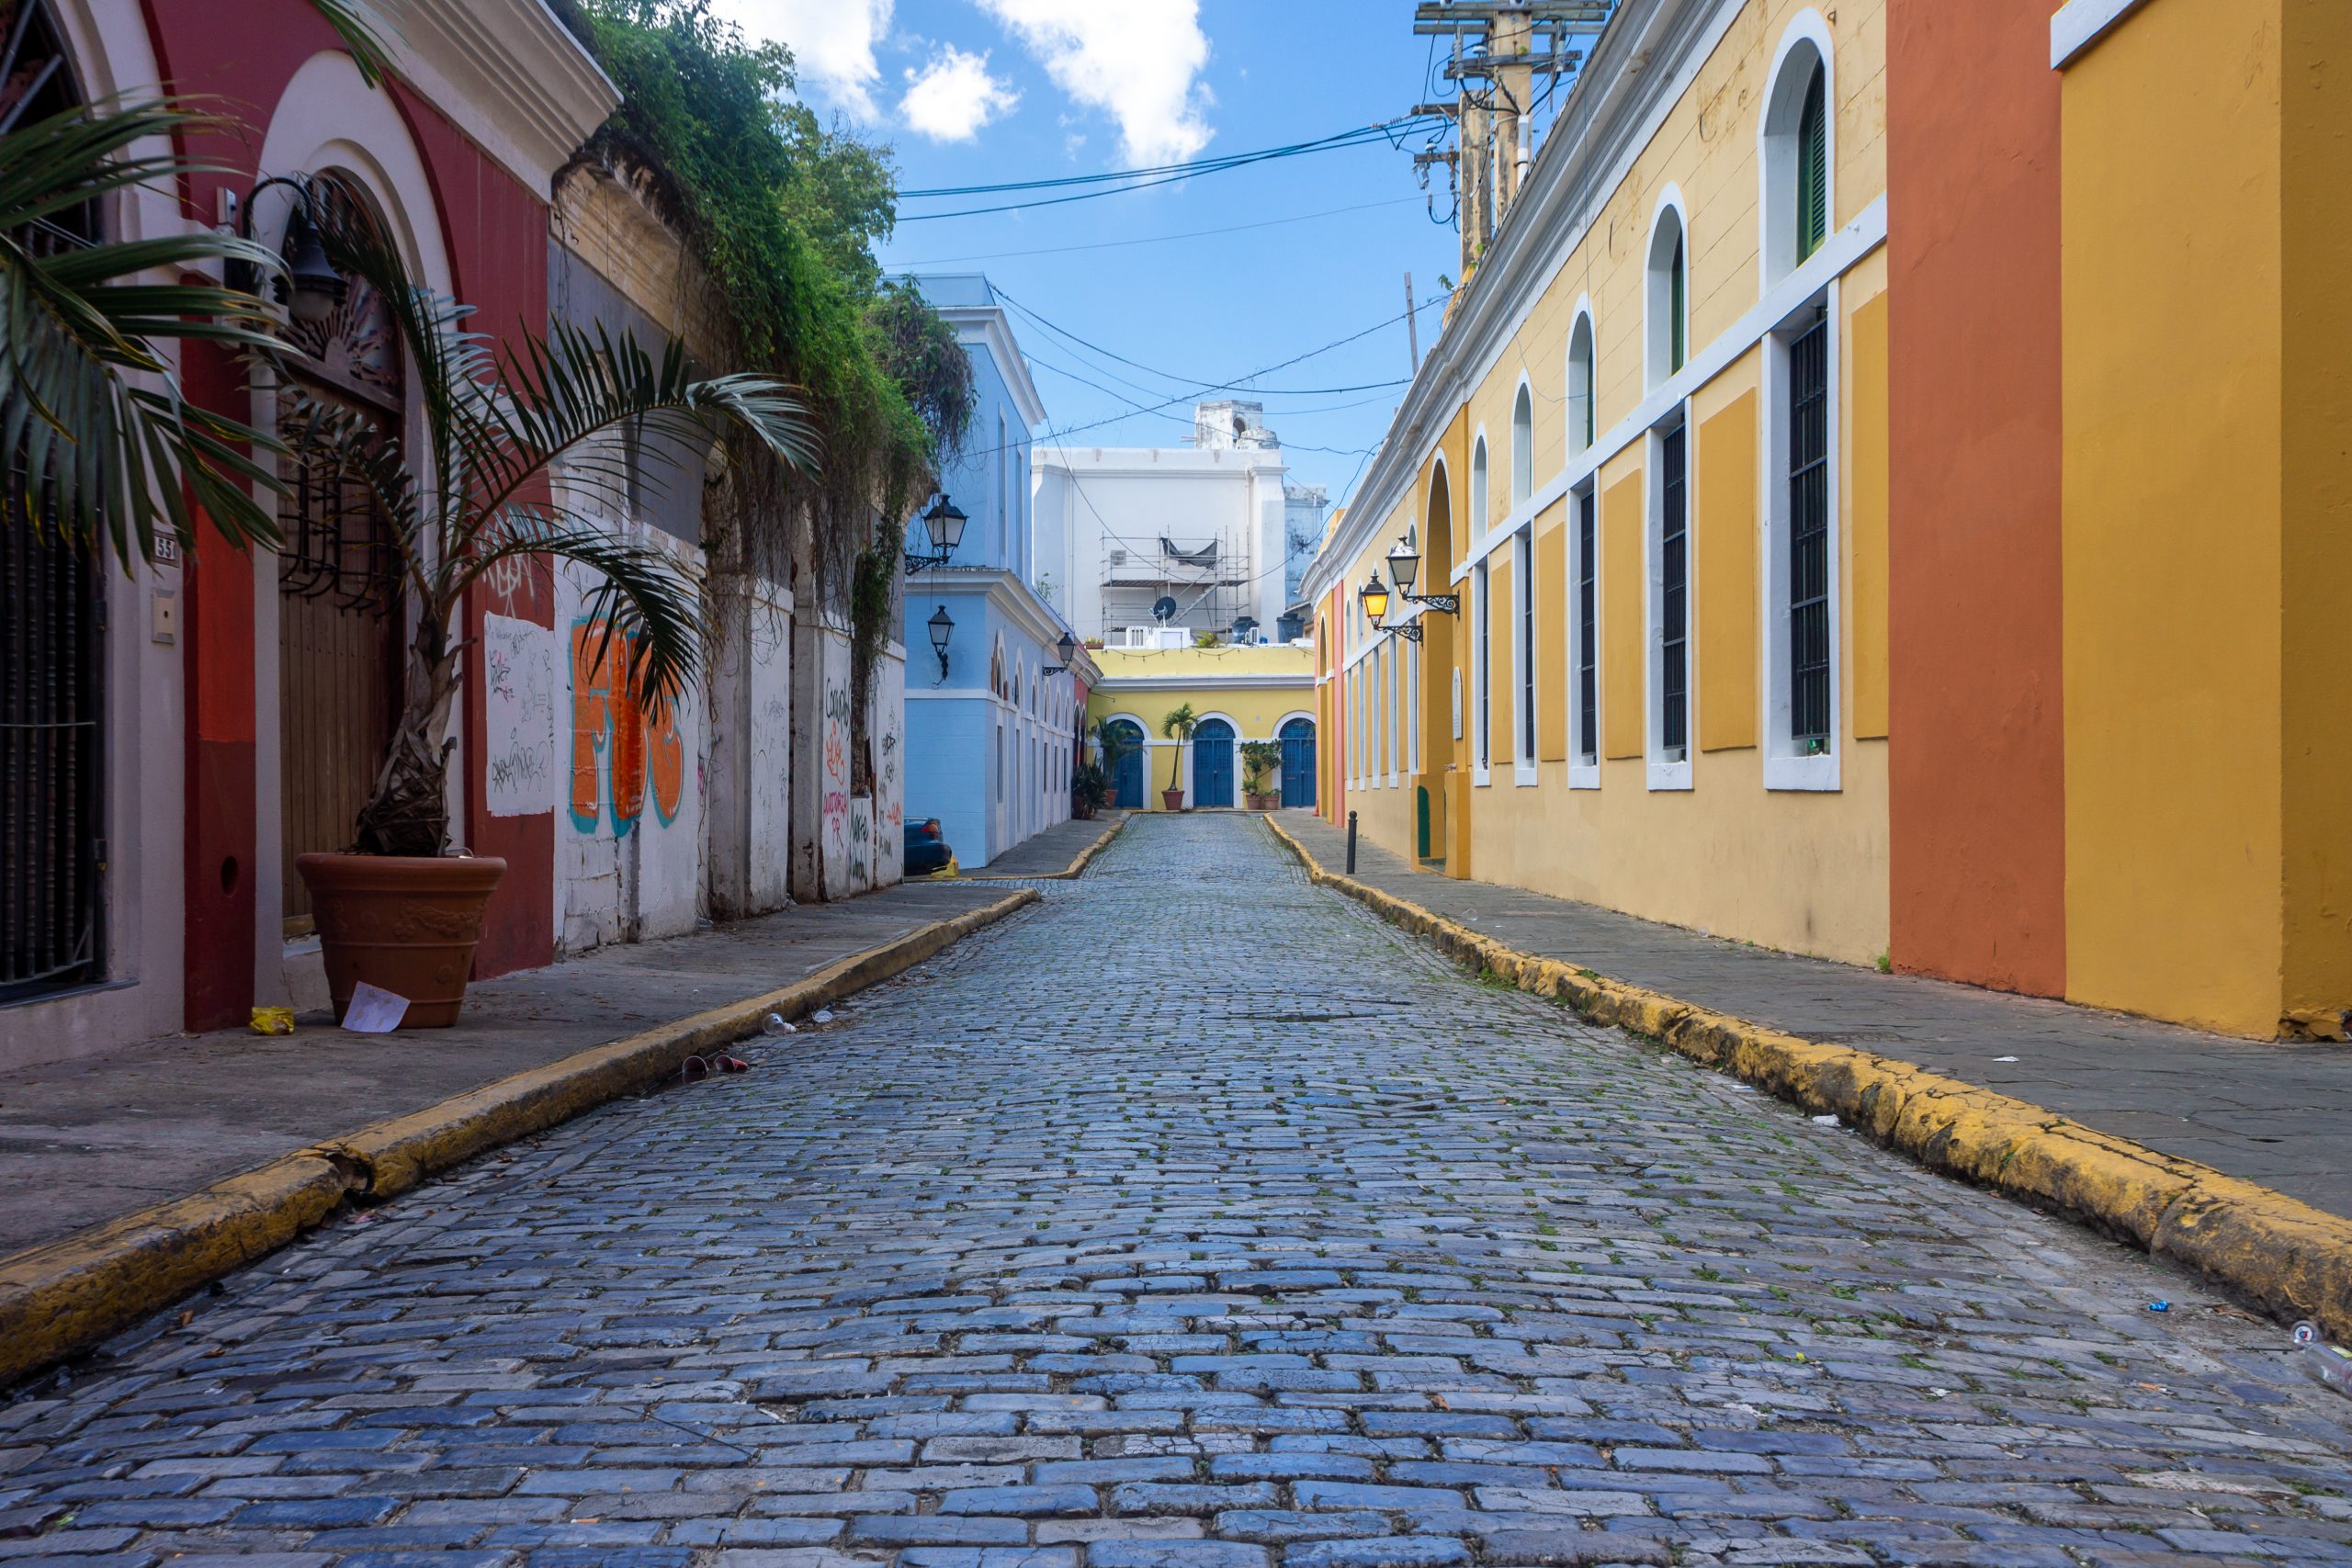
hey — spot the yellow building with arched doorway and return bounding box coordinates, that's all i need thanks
[1087,646,1318,811]
[1309,0,1892,965]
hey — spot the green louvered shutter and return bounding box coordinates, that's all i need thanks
[1668,231,1687,372]
[1797,67,1827,260]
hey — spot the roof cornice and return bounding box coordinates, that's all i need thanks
[1303,0,1734,602]
[387,0,619,197]
[937,305,1048,429]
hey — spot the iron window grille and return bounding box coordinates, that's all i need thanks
[2,0,105,1003]
[1577,490,1598,765]
[1789,309,1832,752]
[1659,423,1690,761]
[1517,529,1535,762]
[1475,560,1491,770]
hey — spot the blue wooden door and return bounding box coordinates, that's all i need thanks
[1193,718,1235,807]
[1108,720,1146,808]
[1279,717,1317,808]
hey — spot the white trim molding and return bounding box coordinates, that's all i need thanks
[1758,279,1843,792]
[2051,0,2151,68]
[1449,195,1887,584]
[390,0,619,196]
[1758,9,1836,291]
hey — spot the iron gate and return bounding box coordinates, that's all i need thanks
[3,0,105,1000]
[1,480,102,1000]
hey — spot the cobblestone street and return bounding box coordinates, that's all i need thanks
[4,814,2348,1568]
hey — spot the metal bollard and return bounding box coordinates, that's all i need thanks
[1346,810,1358,875]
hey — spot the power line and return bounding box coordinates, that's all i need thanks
[888,196,1419,269]
[998,286,1446,399]
[899,119,1435,198]
[896,118,1438,220]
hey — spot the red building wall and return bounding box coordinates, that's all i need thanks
[152,2,558,1026]
[1885,0,2068,998]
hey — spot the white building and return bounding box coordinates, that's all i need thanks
[1033,400,1327,649]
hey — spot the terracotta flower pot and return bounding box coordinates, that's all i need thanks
[1161,787,1186,812]
[296,853,507,1028]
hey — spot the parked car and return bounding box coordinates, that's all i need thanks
[904,818,954,876]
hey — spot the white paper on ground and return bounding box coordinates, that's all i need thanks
[342,981,410,1032]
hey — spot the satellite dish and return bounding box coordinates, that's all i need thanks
[1152,595,1179,623]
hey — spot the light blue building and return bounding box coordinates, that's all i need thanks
[899,274,1094,870]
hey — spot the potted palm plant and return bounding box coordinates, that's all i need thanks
[1159,703,1196,812]
[278,207,818,1026]
[1241,740,1283,811]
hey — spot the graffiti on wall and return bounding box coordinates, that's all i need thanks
[569,617,685,835]
[820,677,852,867]
[483,613,559,817]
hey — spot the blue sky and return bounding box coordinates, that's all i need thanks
[713,0,1476,512]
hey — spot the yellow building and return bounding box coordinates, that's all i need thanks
[1312,0,2352,1039]
[1309,0,1894,965]
[1086,646,1317,811]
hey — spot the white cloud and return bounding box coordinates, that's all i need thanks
[976,0,1214,166]
[714,0,895,120]
[900,46,1020,142]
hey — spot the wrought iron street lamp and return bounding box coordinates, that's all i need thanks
[224,175,348,326]
[905,494,967,574]
[927,604,954,679]
[1042,630,1078,676]
[1388,524,1459,615]
[1359,570,1423,645]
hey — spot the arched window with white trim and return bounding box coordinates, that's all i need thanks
[1471,434,1490,529]
[1567,311,1597,457]
[1646,200,1690,388]
[1510,382,1533,506]
[1760,18,1834,288]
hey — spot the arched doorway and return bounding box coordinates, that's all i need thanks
[1193,717,1236,808]
[275,179,405,934]
[1106,718,1146,809]
[1279,717,1317,808]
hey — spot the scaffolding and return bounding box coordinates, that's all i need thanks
[1101,526,1252,642]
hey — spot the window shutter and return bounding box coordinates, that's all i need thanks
[1668,232,1687,372]
[1797,68,1827,260]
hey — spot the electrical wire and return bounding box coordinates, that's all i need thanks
[897,118,1438,220]
[998,287,1445,400]
[899,118,1436,198]
[887,196,1419,269]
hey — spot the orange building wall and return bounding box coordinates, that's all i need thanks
[1884,0,2066,998]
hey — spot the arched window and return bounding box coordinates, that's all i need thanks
[1646,200,1689,387]
[1760,21,1833,288]
[1510,383,1533,506]
[1471,434,1490,529]
[1567,311,1597,456]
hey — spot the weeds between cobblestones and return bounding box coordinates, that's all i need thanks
[1,814,2348,1567]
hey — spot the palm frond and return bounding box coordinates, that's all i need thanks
[0,96,291,565]
[305,0,400,88]
[465,505,708,710]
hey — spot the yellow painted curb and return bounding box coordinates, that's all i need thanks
[1263,816,2352,1340]
[0,888,1038,1390]
[959,813,1128,881]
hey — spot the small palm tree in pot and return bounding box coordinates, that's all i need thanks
[1159,703,1197,812]
[279,207,818,1025]
[1241,739,1283,810]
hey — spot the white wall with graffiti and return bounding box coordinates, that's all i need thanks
[548,524,706,953]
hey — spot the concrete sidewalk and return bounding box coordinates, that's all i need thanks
[0,880,1013,1260]
[960,810,1127,878]
[1284,812,2352,1223]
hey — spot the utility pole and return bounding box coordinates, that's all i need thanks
[1411,3,1614,282]
[1405,272,1420,372]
